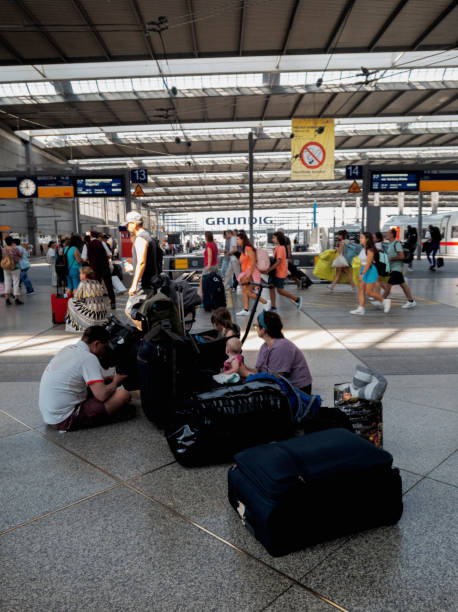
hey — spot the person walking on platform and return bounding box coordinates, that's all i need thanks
[267,232,302,311]
[82,231,115,309]
[424,224,441,271]
[404,225,417,270]
[124,211,161,329]
[224,229,241,290]
[350,232,390,316]
[236,230,268,316]
[46,241,57,286]
[328,230,356,291]
[221,231,231,281]
[278,228,312,288]
[1,236,23,305]
[382,229,416,309]
[13,238,34,295]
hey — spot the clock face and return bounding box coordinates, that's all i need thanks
[18,178,37,197]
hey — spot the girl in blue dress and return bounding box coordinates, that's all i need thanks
[350,232,391,315]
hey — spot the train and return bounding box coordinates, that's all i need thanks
[382,212,458,256]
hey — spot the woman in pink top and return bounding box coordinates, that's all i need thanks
[200,231,219,302]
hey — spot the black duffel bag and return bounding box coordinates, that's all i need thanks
[166,381,294,466]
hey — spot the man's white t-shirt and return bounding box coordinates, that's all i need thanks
[39,341,104,425]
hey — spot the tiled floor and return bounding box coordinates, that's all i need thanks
[1,258,457,611]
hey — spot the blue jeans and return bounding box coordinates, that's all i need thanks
[20,268,34,293]
[426,243,439,267]
[221,258,229,280]
[67,269,80,291]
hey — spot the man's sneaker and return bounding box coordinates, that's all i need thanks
[327,285,334,291]
[15,298,24,305]
[264,300,271,311]
[401,300,417,309]
[383,298,391,313]
[368,297,376,302]
[350,306,365,315]
[236,309,250,316]
[26,290,35,295]
[296,296,302,309]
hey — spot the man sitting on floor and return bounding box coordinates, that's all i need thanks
[39,325,132,431]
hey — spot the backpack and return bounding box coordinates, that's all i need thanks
[375,250,390,277]
[153,238,163,274]
[431,226,442,243]
[55,246,69,277]
[256,247,270,273]
[1,249,15,271]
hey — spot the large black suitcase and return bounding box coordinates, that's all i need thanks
[166,380,294,466]
[228,428,403,556]
[202,272,226,311]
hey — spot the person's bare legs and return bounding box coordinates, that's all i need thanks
[269,286,276,308]
[400,282,413,301]
[247,284,267,305]
[365,282,384,302]
[104,389,131,415]
[125,310,143,331]
[277,287,299,305]
[330,268,342,288]
[344,267,355,288]
[358,281,366,307]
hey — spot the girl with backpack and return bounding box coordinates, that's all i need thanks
[1,235,23,305]
[235,230,268,316]
[266,232,302,311]
[350,232,391,316]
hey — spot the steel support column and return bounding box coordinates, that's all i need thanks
[417,192,423,260]
[248,131,254,242]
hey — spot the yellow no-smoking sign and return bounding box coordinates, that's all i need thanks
[291,118,335,181]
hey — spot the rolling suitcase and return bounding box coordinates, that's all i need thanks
[202,271,226,311]
[51,286,69,324]
[228,428,403,556]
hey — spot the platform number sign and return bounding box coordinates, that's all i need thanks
[130,168,148,184]
[345,165,363,180]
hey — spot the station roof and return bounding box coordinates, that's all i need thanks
[1,0,458,211]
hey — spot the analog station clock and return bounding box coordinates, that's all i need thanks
[17,177,37,198]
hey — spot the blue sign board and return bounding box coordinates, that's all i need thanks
[370,173,418,192]
[130,168,148,184]
[346,165,363,180]
[76,177,124,197]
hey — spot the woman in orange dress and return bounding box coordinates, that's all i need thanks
[235,230,268,316]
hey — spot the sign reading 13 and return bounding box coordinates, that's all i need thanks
[130,168,148,184]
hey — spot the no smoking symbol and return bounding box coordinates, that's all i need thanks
[300,141,326,169]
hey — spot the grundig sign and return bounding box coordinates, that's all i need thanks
[205,216,274,226]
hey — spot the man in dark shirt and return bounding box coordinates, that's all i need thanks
[82,231,116,309]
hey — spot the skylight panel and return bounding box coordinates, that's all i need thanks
[71,80,99,94]
[97,79,133,93]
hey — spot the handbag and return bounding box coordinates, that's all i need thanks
[331,254,349,268]
[1,248,15,271]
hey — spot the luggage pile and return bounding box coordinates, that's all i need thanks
[101,277,401,557]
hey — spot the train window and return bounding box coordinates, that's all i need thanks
[451,226,458,238]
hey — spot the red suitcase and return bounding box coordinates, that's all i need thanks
[51,293,69,324]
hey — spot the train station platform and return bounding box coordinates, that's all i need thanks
[1,259,457,611]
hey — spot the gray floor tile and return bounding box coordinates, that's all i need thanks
[303,479,458,612]
[399,469,423,494]
[0,382,44,426]
[40,412,175,480]
[265,586,342,611]
[0,486,292,611]
[133,462,349,580]
[0,430,115,532]
[0,410,30,438]
[428,451,458,487]
[384,374,458,412]
[383,399,458,474]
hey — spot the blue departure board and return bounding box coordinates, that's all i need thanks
[76,177,124,196]
[370,173,418,192]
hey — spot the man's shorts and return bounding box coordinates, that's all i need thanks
[272,276,286,289]
[125,287,148,318]
[387,271,405,285]
[50,394,109,431]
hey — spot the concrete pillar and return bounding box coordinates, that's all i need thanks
[373,193,380,207]
[398,192,405,215]
[72,198,81,234]
[431,192,439,214]
[25,199,37,253]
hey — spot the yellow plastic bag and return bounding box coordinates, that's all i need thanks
[313,250,338,282]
